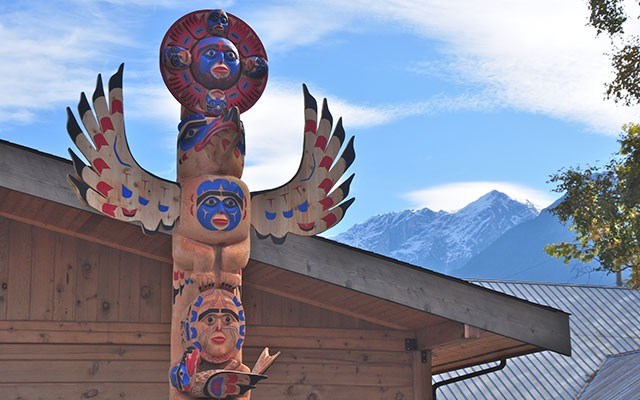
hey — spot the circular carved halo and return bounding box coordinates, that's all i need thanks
[160,9,268,116]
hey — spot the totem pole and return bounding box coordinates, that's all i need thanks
[66,7,354,400]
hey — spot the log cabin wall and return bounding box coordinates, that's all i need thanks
[0,215,415,400]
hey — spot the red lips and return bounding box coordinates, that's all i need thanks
[211,335,226,344]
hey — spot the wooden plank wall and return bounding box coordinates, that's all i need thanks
[0,216,414,399]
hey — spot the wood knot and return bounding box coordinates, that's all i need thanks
[82,262,92,278]
[307,394,319,400]
[1,282,7,290]
[140,285,152,299]
[102,301,111,311]
[82,389,99,398]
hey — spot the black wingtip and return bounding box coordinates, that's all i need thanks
[341,136,356,170]
[66,107,83,141]
[302,83,317,112]
[338,197,356,214]
[333,118,345,145]
[337,173,355,198]
[254,229,288,245]
[93,73,105,103]
[320,98,333,126]
[67,174,90,205]
[270,234,287,245]
[68,148,88,178]
[109,63,124,92]
[78,92,92,117]
[141,224,159,236]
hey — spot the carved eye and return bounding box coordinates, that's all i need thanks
[224,315,232,325]
[205,49,216,57]
[204,197,218,207]
[223,198,237,208]
[225,51,237,61]
[220,16,228,23]
[205,316,215,326]
[185,128,196,139]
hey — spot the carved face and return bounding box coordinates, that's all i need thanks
[207,9,229,36]
[181,289,246,364]
[192,37,241,90]
[163,45,192,69]
[242,56,268,80]
[176,110,245,179]
[196,179,245,232]
[206,89,227,116]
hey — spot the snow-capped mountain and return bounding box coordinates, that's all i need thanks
[335,190,539,273]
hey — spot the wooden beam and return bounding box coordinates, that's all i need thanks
[413,350,432,400]
[0,211,172,265]
[250,231,571,356]
[416,321,482,349]
[244,280,408,330]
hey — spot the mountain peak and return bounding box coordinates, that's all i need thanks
[335,190,540,273]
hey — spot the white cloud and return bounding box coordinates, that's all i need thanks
[340,0,639,133]
[0,4,134,124]
[404,181,556,212]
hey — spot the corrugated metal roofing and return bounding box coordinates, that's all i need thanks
[435,281,640,400]
[576,350,640,400]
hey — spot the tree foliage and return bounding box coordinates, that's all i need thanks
[588,0,640,105]
[546,124,640,288]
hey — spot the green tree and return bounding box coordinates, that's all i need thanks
[588,0,640,105]
[546,124,640,287]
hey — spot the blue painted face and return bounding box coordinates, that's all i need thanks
[206,9,229,36]
[164,46,191,69]
[206,90,227,116]
[191,37,241,90]
[177,114,208,152]
[196,179,244,231]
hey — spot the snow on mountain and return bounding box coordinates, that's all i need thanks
[335,190,539,274]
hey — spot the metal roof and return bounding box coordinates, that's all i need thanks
[435,281,640,400]
[576,350,640,400]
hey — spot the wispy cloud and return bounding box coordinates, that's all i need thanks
[251,0,638,134]
[404,181,556,212]
[239,80,497,190]
[0,3,136,124]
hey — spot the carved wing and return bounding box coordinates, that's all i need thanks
[66,64,181,234]
[251,85,355,242]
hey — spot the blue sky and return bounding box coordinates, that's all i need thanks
[1,0,637,235]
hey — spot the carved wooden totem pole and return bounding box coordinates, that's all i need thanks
[65,7,354,399]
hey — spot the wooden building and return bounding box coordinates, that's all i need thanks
[0,140,571,399]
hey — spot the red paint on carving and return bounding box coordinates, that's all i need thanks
[314,136,327,150]
[96,181,113,197]
[319,197,334,211]
[93,158,110,174]
[102,203,117,217]
[322,213,337,228]
[298,222,315,232]
[319,155,333,170]
[93,133,108,150]
[100,117,114,132]
[111,99,123,114]
[121,207,137,217]
[304,119,316,134]
[318,178,333,194]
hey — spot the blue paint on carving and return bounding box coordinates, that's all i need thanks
[138,196,149,206]
[297,201,309,212]
[265,211,276,220]
[122,184,133,198]
[113,137,132,168]
[283,209,293,219]
[158,204,169,213]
